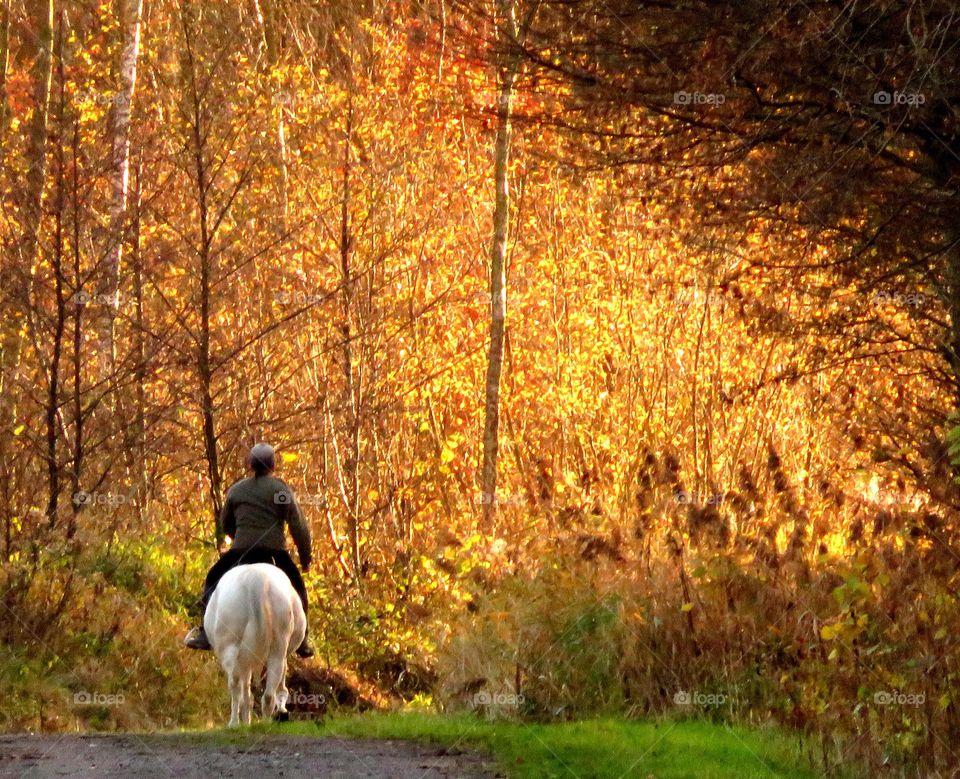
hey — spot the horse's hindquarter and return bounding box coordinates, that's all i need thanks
[205,562,305,724]
[205,563,306,662]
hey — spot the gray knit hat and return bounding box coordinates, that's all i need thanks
[249,442,276,475]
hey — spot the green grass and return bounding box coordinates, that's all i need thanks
[217,712,839,779]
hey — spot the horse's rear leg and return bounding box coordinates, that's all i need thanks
[228,674,241,727]
[276,658,289,713]
[262,651,287,721]
[227,665,243,727]
[222,647,243,728]
[240,666,254,725]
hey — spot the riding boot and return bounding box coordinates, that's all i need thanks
[295,630,315,658]
[183,626,212,650]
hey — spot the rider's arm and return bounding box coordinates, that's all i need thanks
[285,493,312,570]
[220,491,237,539]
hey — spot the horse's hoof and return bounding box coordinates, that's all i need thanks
[273,710,290,723]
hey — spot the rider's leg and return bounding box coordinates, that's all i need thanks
[268,550,314,658]
[184,548,243,650]
[202,549,245,608]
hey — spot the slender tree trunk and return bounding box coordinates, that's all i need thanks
[67,117,83,541]
[339,95,362,580]
[946,232,960,436]
[480,0,518,532]
[181,5,223,545]
[200,307,222,548]
[97,0,142,359]
[0,0,11,132]
[194,107,223,546]
[322,396,353,579]
[45,14,66,528]
[0,0,53,404]
[0,0,53,552]
[436,0,446,80]
[252,0,288,227]
[131,157,147,522]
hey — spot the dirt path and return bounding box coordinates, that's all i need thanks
[0,734,499,778]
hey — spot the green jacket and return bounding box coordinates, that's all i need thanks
[219,475,312,568]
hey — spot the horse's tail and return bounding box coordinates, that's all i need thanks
[240,572,274,662]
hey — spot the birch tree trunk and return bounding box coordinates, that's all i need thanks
[480,0,519,532]
[97,0,142,360]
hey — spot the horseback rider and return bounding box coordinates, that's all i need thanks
[183,442,315,658]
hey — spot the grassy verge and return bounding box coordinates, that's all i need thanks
[219,712,840,779]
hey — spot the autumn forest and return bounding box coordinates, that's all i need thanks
[1,0,959,776]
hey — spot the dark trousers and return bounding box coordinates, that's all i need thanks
[200,547,308,618]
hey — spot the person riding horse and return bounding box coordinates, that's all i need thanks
[183,442,315,658]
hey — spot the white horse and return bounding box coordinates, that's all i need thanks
[204,563,307,726]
